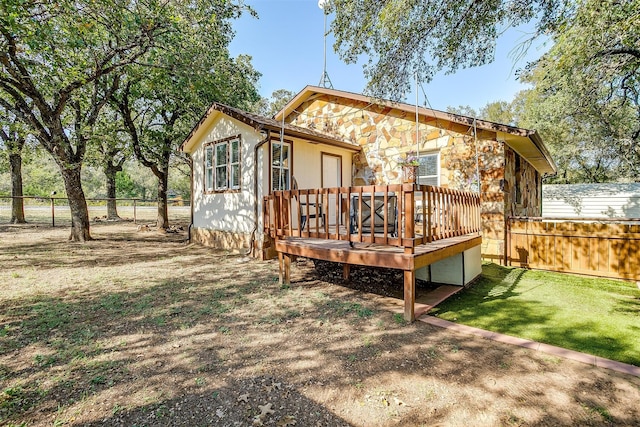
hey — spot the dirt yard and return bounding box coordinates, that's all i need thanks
[1,221,639,426]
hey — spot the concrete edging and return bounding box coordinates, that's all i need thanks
[418,315,640,377]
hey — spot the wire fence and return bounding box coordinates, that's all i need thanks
[0,196,191,226]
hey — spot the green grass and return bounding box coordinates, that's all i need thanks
[431,263,640,366]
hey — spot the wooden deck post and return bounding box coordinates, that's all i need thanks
[278,252,291,285]
[403,269,415,322]
[343,263,351,282]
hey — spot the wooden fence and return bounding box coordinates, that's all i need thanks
[508,217,640,281]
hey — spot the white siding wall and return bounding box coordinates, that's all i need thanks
[189,114,356,238]
[191,116,263,233]
[542,183,640,218]
[292,141,353,189]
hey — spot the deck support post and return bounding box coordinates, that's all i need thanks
[403,269,416,322]
[278,252,291,285]
[343,263,351,282]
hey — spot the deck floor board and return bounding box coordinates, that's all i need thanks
[275,234,482,271]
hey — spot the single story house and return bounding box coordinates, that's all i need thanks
[181,85,557,263]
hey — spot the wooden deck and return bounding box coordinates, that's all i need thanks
[276,234,481,322]
[266,184,482,322]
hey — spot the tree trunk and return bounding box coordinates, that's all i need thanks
[156,165,169,229]
[9,152,26,224]
[60,166,91,241]
[105,165,120,220]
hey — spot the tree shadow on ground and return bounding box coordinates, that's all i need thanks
[79,375,353,427]
[2,232,640,426]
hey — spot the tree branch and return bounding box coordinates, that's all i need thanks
[0,28,54,120]
[596,47,640,60]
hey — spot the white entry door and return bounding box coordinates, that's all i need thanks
[322,153,342,226]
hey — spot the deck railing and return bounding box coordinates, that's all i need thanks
[264,184,481,250]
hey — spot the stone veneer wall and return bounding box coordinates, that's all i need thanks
[286,94,515,262]
[191,227,251,253]
[191,227,277,260]
[504,146,542,217]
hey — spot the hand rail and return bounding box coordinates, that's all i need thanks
[264,184,481,249]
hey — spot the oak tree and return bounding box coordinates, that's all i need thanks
[331,0,573,100]
[0,0,177,240]
[114,1,260,229]
[518,0,640,182]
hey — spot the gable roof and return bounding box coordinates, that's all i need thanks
[180,101,361,153]
[275,86,556,176]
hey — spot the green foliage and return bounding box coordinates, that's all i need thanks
[0,148,189,200]
[1,0,257,236]
[111,1,259,226]
[168,168,191,201]
[21,155,64,197]
[518,0,640,182]
[251,89,296,117]
[332,0,638,182]
[115,170,139,199]
[327,300,374,318]
[1,0,204,238]
[331,0,573,100]
[447,101,515,126]
[392,313,407,326]
[80,166,106,198]
[446,0,640,184]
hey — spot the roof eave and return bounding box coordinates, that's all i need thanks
[278,85,556,174]
[499,130,557,176]
[179,105,218,153]
[528,130,558,176]
[262,123,360,152]
[181,100,359,154]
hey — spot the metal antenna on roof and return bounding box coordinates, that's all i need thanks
[280,100,285,190]
[415,72,420,160]
[318,0,334,89]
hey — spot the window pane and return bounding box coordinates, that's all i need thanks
[272,143,281,166]
[231,139,239,163]
[231,164,240,188]
[205,146,213,167]
[216,166,227,189]
[216,143,227,166]
[272,169,281,191]
[206,168,213,190]
[271,141,291,190]
[419,154,437,176]
[281,144,289,168]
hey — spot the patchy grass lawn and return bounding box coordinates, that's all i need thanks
[1,222,639,426]
[431,263,640,366]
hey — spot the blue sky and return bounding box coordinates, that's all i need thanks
[229,0,551,112]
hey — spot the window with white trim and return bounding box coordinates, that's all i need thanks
[271,140,291,191]
[204,136,241,192]
[417,153,439,186]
